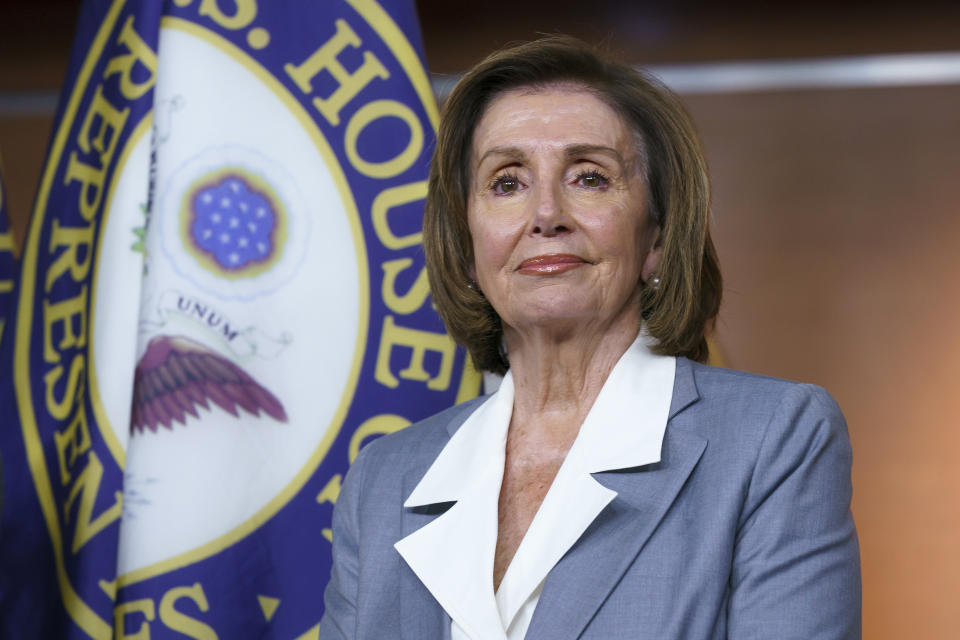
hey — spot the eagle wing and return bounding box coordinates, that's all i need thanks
[131,334,288,434]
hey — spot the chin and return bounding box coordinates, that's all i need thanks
[507,300,597,330]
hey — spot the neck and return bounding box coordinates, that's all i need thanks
[504,313,641,439]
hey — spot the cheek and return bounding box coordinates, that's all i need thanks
[585,210,645,259]
[469,211,522,272]
[472,228,514,275]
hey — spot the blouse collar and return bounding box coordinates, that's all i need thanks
[404,331,675,508]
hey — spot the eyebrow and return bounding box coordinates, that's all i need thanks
[563,144,625,166]
[475,144,626,170]
[476,146,528,169]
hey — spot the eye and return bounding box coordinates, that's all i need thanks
[489,173,523,195]
[574,170,610,189]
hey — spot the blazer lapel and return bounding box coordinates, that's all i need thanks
[395,395,505,640]
[525,361,705,640]
[395,400,478,640]
[399,463,453,640]
[668,357,699,419]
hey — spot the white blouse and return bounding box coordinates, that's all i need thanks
[394,334,676,639]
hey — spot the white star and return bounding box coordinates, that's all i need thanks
[201,229,212,239]
[256,207,267,218]
[211,213,221,223]
[221,197,231,207]
[229,181,241,192]
[220,233,231,244]
[237,237,249,247]
[202,193,213,203]
[228,252,240,264]
[247,222,257,232]
[229,217,239,228]
[257,242,267,253]
[239,202,248,212]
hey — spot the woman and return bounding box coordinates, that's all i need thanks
[319,38,860,639]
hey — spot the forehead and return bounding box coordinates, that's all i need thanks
[471,84,633,163]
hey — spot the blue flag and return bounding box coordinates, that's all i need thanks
[0,1,479,638]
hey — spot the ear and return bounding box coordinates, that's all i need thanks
[641,227,663,282]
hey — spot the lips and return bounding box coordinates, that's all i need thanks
[516,253,588,275]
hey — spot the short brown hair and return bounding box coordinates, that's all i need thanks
[423,37,722,374]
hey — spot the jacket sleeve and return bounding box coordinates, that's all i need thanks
[727,384,861,639]
[317,444,371,640]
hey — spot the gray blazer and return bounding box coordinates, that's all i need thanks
[319,358,861,639]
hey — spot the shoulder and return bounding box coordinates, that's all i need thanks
[334,396,486,531]
[345,396,486,488]
[682,358,841,414]
[671,360,855,545]
[679,358,844,425]
[674,358,849,465]
[358,396,485,463]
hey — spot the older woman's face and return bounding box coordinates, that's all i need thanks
[467,85,661,337]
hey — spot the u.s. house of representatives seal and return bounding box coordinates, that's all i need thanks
[13,1,480,638]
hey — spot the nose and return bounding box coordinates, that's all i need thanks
[528,182,572,237]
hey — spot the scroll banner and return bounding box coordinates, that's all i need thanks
[0,1,480,638]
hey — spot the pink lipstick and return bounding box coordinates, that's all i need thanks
[517,254,587,275]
